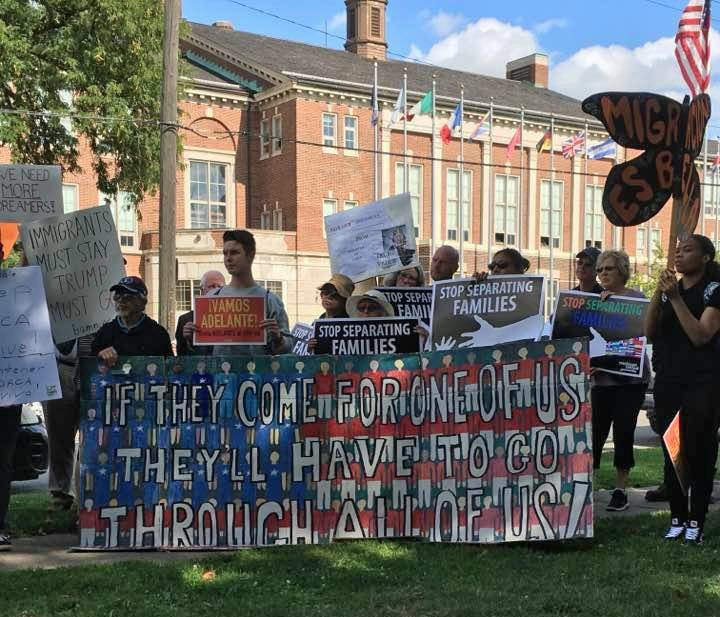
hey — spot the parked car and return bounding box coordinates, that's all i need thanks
[12,402,48,481]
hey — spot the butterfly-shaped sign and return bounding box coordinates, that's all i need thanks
[582,92,710,242]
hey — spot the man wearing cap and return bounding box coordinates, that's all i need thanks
[175,270,226,355]
[91,276,173,365]
[574,247,603,294]
[318,274,355,319]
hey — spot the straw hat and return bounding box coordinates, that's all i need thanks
[346,289,395,318]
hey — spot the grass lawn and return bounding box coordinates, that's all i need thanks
[6,492,77,537]
[594,447,665,490]
[1,513,720,617]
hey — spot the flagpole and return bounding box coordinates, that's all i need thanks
[549,115,555,314]
[459,84,465,277]
[583,121,589,252]
[403,68,409,195]
[431,74,436,259]
[716,137,719,246]
[373,60,379,201]
[702,129,708,235]
[519,107,524,251]
[488,98,494,267]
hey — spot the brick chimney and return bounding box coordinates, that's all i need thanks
[212,20,234,30]
[506,53,548,88]
[344,0,388,61]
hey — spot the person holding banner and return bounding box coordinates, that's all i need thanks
[382,265,426,287]
[317,274,355,319]
[591,250,649,512]
[175,270,226,355]
[346,289,395,318]
[574,247,603,294]
[488,248,530,276]
[645,235,720,544]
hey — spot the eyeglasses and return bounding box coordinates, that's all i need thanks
[488,261,510,271]
[113,292,140,302]
[596,266,617,273]
[357,301,383,314]
[397,272,419,282]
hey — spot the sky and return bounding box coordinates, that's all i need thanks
[183,0,720,130]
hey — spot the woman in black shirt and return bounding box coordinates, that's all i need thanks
[646,234,720,544]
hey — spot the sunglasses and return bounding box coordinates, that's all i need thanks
[488,261,510,271]
[320,289,341,300]
[596,266,617,273]
[357,300,383,313]
[398,272,419,282]
[113,292,141,302]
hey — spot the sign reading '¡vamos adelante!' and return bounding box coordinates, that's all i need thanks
[193,296,266,346]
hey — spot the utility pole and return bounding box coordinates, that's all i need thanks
[158,0,181,332]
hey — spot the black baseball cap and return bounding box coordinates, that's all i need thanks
[110,276,148,297]
[576,247,601,265]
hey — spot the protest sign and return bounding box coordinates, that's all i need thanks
[376,287,432,327]
[325,194,418,282]
[290,322,314,356]
[0,164,63,222]
[430,276,545,351]
[551,291,649,377]
[21,205,126,343]
[193,296,266,346]
[663,411,688,496]
[76,338,593,549]
[0,266,61,405]
[313,317,420,355]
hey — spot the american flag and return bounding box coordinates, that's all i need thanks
[562,131,585,159]
[675,0,711,96]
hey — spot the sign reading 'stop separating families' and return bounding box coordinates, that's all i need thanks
[0,266,61,405]
[376,287,432,327]
[430,276,545,351]
[313,317,420,355]
[324,194,418,282]
[21,205,126,343]
[290,322,314,356]
[0,165,63,222]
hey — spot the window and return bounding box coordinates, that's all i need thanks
[540,180,563,249]
[100,191,135,247]
[545,280,559,319]
[704,178,719,217]
[348,8,356,39]
[176,279,202,312]
[584,185,604,249]
[257,279,283,302]
[260,119,270,158]
[189,161,227,228]
[272,208,283,231]
[446,169,471,242]
[344,200,358,210]
[322,199,337,237]
[322,113,337,147]
[637,227,646,256]
[344,116,358,151]
[494,175,518,245]
[62,183,78,213]
[636,227,659,257]
[271,116,282,155]
[395,163,422,237]
[371,7,381,37]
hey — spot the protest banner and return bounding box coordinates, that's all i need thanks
[0,266,61,405]
[290,322,314,356]
[20,205,126,343]
[663,411,689,496]
[430,276,545,351]
[376,287,432,327]
[325,194,418,282]
[551,290,649,377]
[76,338,593,549]
[193,296,266,346]
[0,164,63,222]
[313,317,420,355]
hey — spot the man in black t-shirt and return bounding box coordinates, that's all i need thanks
[91,276,173,365]
[573,247,603,294]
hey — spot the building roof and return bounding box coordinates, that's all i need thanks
[187,22,585,121]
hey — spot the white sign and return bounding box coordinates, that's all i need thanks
[324,193,418,282]
[21,205,126,343]
[0,165,63,222]
[0,266,61,405]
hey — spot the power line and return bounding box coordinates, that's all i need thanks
[643,0,720,24]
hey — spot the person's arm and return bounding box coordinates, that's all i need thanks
[266,296,292,355]
[644,287,664,340]
[660,271,720,346]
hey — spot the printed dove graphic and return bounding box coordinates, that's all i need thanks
[457,314,545,349]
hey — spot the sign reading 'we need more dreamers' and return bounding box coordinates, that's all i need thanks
[76,339,593,550]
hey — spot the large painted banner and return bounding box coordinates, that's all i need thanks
[77,339,593,550]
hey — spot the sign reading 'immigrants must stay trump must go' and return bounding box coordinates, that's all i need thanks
[76,339,593,550]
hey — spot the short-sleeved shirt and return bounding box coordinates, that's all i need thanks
[654,277,720,385]
[91,315,173,357]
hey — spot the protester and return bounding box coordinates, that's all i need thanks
[430,245,459,281]
[346,289,395,318]
[591,250,649,512]
[175,270,226,355]
[488,248,530,276]
[318,274,355,318]
[91,276,173,365]
[645,235,720,544]
[382,266,426,287]
[184,230,291,356]
[574,247,603,293]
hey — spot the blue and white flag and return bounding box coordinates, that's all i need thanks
[587,137,616,160]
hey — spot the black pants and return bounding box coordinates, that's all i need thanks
[0,406,22,531]
[656,380,720,526]
[592,384,646,470]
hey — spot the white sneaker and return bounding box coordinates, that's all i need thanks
[664,518,685,540]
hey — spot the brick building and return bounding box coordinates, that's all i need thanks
[6,0,720,328]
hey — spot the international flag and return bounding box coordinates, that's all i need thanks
[406,90,433,122]
[587,137,616,160]
[440,104,462,145]
[468,112,490,141]
[562,131,586,159]
[536,128,552,153]
[675,0,711,96]
[390,87,405,126]
[371,78,379,127]
[506,126,521,160]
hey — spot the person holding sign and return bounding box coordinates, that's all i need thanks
[382,265,426,287]
[472,248,531,281]
[317,274,355,319]
[574,247,603,294]
[346,289,395,318]
[175,270,225,355]
[91,276,173,365]
[645,235,720,544]
[591,250,649,512]
[430,246,459,282]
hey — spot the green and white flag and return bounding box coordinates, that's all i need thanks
[406,90,433,122]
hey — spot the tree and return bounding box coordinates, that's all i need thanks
[628,242,666,297]
[0,0,172,203]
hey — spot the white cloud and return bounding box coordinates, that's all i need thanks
[427,11,467,37]
[327,11,346,33]
[533,18,568,34]
[410,18,539,77]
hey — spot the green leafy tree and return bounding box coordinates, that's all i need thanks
[0,0,172,203]
[628,242,666,297]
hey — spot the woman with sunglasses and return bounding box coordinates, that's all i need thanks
[317,274,355,319]
[382,265,426,287]
[474,248,531,280]
[591,250,649,513]
[645,235,720,544]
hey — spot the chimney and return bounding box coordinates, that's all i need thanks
[212,20,234,30]
[506,53,549,88]
[344,0,388,61]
